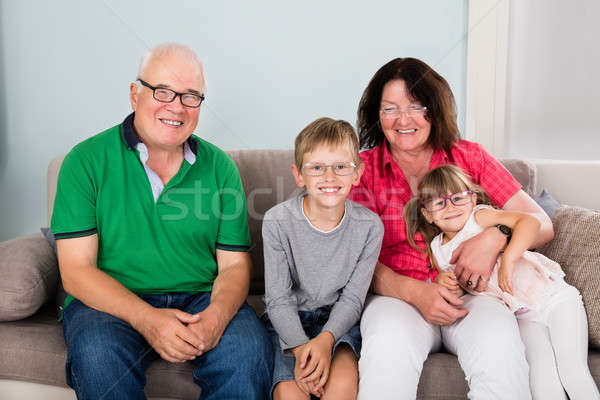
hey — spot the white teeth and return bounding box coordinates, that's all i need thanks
[396,129,416,134]
[320,188,339,193]
[161,119,183,126]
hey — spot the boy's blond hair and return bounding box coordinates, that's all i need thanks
[294,117,360,169]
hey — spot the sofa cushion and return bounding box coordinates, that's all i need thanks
[0,304,201,398]
[500,158,537,197]
[41,227,67,319]
[537,206,600,349]
[534,188,561,218]
[0,234,58,321]
[226,150,297,295]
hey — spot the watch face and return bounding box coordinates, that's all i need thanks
[498,224,512,235]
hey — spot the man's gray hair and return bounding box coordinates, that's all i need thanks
[136,43,205,92]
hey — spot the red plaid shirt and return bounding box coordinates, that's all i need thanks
[349,140,521,282]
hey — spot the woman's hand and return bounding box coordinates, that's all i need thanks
[412,282,468,325]
[498,259,515,295]
[450,227,506,292]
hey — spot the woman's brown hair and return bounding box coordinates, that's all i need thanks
[357,58,460,152]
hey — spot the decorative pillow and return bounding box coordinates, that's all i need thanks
[537,206,600,349]
[41,227,67,317]
[0,233,58,321]
[534,189,561,218]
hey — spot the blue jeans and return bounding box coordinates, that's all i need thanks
[62,292,273,400]
[262,307,362,397]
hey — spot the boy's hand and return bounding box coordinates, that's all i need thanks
[295,331,335,394]
[498,259,515,295]
[435,271,460,292]
[292,343,322,396]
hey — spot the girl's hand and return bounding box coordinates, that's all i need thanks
[434,271,459,291]
[498,260,515,295]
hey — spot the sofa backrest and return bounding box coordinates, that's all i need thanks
[46,151,596,295]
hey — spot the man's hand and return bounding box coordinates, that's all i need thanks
[412,282,468,326]
[450,227,506,292]
[132,307,203,363]
[187,307,227,355]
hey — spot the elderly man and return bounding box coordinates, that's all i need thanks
[51,43,272,399]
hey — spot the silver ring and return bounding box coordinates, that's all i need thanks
[466,280,473,287]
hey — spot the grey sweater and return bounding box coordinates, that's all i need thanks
[262,192,384,351]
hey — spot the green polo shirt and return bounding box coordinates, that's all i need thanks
[51,113,251,309]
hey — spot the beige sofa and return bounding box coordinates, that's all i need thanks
[1,150,599,399]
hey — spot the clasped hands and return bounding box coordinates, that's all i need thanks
[291,331,335,397]
[133,306,225,363]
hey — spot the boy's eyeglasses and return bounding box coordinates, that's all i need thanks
[421,190,473,212]
[302,162,357,176]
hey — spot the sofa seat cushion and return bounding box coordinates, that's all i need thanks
[538,206,600,349]
[0,304,200,398]
[0,234,58,321]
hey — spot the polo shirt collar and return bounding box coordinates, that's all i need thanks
[121,112,198,162]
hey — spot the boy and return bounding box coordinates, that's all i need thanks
[262,117,384,399]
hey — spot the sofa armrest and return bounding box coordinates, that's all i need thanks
[0,233,58,321]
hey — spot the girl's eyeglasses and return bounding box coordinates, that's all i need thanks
[421,190,473,212]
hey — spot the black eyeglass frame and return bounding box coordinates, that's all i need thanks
[137,79,205,108]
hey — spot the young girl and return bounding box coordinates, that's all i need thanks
[404,165,599,400]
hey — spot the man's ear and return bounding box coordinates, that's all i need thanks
[129,82,138,111]
[291,164,305,188]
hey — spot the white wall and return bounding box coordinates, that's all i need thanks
[0,1,468,241]
[506,0,600,160]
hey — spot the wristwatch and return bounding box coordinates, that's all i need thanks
[496,224,512,245]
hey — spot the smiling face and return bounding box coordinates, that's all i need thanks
[380,79,431,155]
[129,52,205,151]
[291,142,362,215]
[421,191,477,241]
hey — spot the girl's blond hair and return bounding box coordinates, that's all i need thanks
[403,165,492,266]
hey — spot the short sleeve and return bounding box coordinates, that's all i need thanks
[50,149,98,239]
[214,157,251,251]
[470,143,521,207]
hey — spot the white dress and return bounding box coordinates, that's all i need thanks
[430,204,567,317]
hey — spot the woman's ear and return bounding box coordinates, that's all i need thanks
[290,164,305,188]
[472,192,478,206]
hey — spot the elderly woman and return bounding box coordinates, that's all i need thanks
[349,58,554,399]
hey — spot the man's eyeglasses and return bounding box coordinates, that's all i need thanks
[380,105,427,119]
[302,162,357,176]
[137,79,205,108]
[421,190,473,212]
